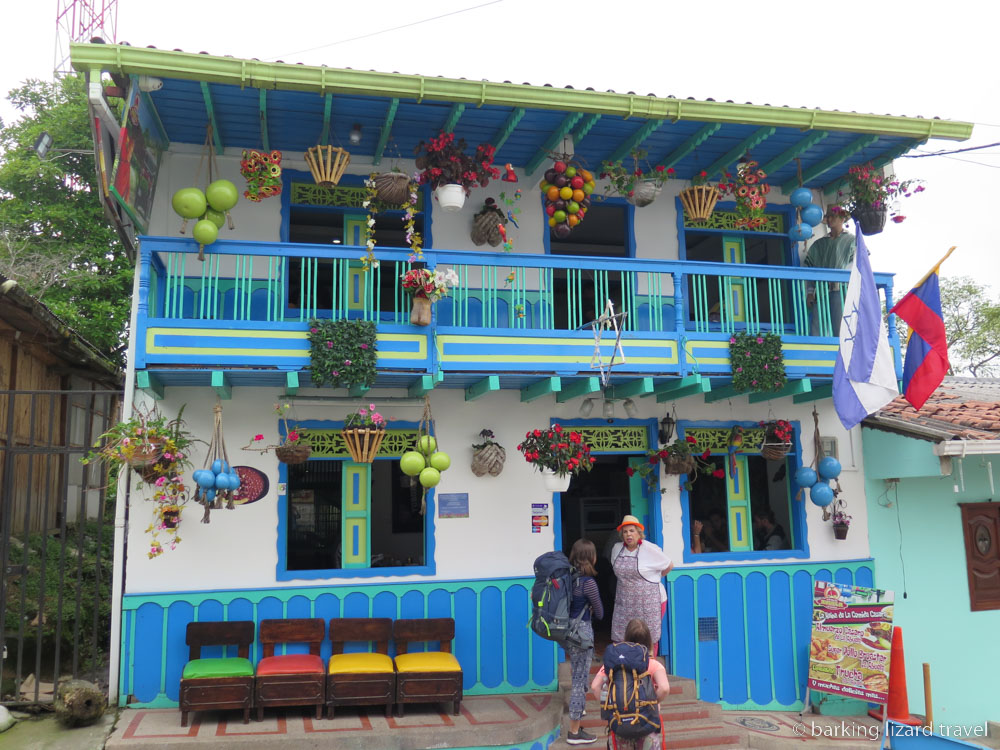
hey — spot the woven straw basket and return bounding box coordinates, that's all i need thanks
[305,145,350,187]
[342,427,386,464]
[679,184,720,221]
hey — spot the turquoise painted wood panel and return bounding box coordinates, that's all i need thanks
[667,559,875,711]
[120,577,556,708]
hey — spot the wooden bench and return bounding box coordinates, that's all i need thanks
[254,618,326,721]
[392,617,463,717]
[326,618,395,719]
[179,621,254,726]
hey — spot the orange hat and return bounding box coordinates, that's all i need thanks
[617,515,644,531]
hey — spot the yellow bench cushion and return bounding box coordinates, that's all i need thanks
[328,653,395,675]
[394,652,462,673]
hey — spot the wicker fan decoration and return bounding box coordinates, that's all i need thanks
[191,403,242,524]
[305,145,350,187]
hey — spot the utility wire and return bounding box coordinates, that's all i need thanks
[902,141,1000,158]
[272,1,505,59]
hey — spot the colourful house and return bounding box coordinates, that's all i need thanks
[67,41,974,719]
[863,378,1000,729]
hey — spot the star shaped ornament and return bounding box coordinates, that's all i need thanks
[590,300,627,387]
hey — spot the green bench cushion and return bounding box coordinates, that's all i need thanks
[182,657,254,680]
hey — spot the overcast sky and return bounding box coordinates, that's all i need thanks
[3,0,998,291]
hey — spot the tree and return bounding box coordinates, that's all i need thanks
[939,277,1000,377]
[0,75,131,367]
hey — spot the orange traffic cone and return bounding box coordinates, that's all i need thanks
[868,626,923,725]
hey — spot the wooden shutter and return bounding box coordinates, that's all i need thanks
[960,502,1000,612]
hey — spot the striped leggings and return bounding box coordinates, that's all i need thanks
[565,621,594,721]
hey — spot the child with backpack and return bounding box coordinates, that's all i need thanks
[590,619,670,750]
[565,539,604,746]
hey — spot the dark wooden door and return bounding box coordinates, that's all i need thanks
[960,502,1000,611]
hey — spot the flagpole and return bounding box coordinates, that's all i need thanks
[910,246,957,289]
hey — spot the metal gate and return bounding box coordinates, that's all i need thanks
[0,389,120,705]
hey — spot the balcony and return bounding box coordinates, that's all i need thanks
[135,236,901,401]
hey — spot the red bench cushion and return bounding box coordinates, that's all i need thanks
[256,654,324,676]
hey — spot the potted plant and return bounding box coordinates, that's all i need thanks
[147,476,189,558]
[471,428,506,477]
[599,149,675,207]
[729,332,787,394]
[831,507,852,540]
[414,132,500,212]
[516,424,595,492]
[759,419,794,460]
[307,319,377,389]
[679,169,720,221]
[244,403,312,464]
[470,197,507,247]
[627,435,723,492]
[716,157,771,230]
[342,403,387,463]
[835,162,924,235]
[400,266,459,325]
[82,405,197,484]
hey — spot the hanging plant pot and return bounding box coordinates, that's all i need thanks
[127,439,165,468]
[275,442,312,465]
[628,181,662,208]
[304,145,350,187]
[342,427,386,464]
[374,172,411,205]
[471,443,506,477]
[541,468,571,493]
[434,184,466,212]
[161,508,180,530]
[851,205,887,236]
[410,296,432,326]
[470,206,506,247]
[679,184,719,221]
[833,523,850,540]
[662,454,696,475]
[137,463,167,484]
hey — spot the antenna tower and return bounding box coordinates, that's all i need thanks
[54,0,119,76]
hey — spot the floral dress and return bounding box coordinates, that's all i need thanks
[611,546,662,644]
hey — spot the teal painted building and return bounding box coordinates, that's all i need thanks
[864,378,1000,729]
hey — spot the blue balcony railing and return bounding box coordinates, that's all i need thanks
[136,237,901,381]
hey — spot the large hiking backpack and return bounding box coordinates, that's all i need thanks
[529,551,593,650]
[600,641,661,739]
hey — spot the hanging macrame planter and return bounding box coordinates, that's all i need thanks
[191,402,242,524]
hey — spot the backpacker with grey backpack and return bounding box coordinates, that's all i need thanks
[529,551,593,650]
[600,641,661,740]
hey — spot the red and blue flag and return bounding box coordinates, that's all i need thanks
[890,253,952,411]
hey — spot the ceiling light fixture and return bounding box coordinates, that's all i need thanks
[349,123,363,145]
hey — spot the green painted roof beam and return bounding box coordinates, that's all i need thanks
[571,113,601,147]
[781,134,879,194]
[556,376,601,403]
[71,45,974,142]
[604,119,665,165]
[657,124,721,171]
[258,89,269,152]
[821,139,925,197]
[490,107,525,152]
[320,93,332,146]
[285,371,300,396]
[760,130,829,176]
[199,82,223,154]
[211,370,232,400]
[612,377,654,399]
[656,379,711,402]
[443,103,465,133]
[644,374,704,398]
[348,384,370,398]
[525,112,585,176]
[704,126,776,180]
[408,375,438,398]
[372,98,399,167]
[466,375,499,401]
[793,383,833,404]
[704,384,744,404]
[748,378,811,403]
[136,370,164,401]
[521,377,561,403]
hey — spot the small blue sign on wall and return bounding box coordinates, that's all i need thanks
[438,493,469,519]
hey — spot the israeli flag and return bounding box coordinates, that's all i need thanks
[832,232,899,430]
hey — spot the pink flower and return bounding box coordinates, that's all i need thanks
[254,434,264,441]
[369,403,376,411]
[344,359,352,366]
[729,337,736,344]
[756,337,764,344]
[360,343,369,349]
[310,327,318,333]
[359,408,368,416]
[326,341,333,348]
[155,476,167,487]
[288,431,299,441]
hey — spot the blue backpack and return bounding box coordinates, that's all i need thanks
[600,641,661,739]
[529,551,593,650]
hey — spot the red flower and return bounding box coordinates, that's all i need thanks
[554,424,562,433]
[712,469,725,479]
[658,450,669,459]
[686,436,697,444]
[701,450,711,460]
[626,467,635,477]
[648,455,659,465]
[533,429,542,437]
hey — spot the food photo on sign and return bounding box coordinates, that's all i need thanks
[807,581,895,705]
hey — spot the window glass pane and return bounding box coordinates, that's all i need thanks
[747,455,792,551]
[689,457,730,553]
[371,460,426,568]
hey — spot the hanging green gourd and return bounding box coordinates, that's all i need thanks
[399,396,451,515]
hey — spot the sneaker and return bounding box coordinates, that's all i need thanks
[567,728,597,745]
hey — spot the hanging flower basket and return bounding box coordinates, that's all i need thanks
[760,420,793,461]
[628,181,662,208]
[275,442,312,465]
[833,523,849,540]
[161,508,180,530]
[541,468,572,493]
[126,439,165,468]
[663,454,696,475]
[374,172,411,204]
[342,427,386,464]
[304,145,350,187]
[472,444,505,477]
[679,184,719,221]
[434,184,466,212]
[851,205,887,236]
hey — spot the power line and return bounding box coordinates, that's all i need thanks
[903,141,1000,158]
[272,1,505,59]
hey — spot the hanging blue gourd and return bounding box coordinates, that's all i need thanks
[810,480,835,507]
[789,222,813,242]
[790,187,812,207]
[795,466,818,487]
[192,402,237,522]
[800,203,824,227]
[818,455,842,480]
